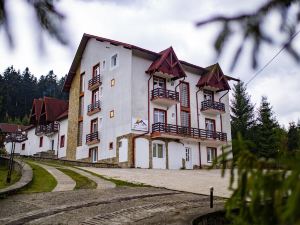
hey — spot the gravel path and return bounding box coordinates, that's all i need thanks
[31,162,76,192]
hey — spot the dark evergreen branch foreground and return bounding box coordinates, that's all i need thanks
[196,0,300,70]
[0,66,68,125]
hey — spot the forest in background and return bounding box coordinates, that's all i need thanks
[0,66,68,125]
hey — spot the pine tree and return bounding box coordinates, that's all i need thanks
[231,81,255,140]
[287,122,300,152]
[256,96,279,158]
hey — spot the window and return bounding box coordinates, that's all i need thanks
[204,90,214,101]
[111,54,118,68]
[93,63,100,77]
[80,73,85,93]
[92,88,99,104]
[60,135,65,148]
[153,76,166,89]
[207,147,217,163]
[205,119,215,131]
[118,141,122,148]
[100,86,103,97]
[91,119,98,133]
[22,143,25,150]
[180,111,190,127]
[111,79,115,87]
[39,137,43,147]
[154,109,166,124]
[109,142,113,149]
[153,143,164,158]
[110,110,114,118]
[77,121,83,146]
[79,96,84,117]
[185,147,191,162]
[99,117,103,128]
[180,82,189,108]
[89,147,98,163]
[102,60,106,70]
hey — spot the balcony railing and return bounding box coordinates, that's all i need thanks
[45,121,59,135]
[151,88,179,102]
[152,122,227,141]
[201,100,225,112]
[88,75,102,90]
[87,100,101,114]
[86,131,99,144]
[35,125,46,135]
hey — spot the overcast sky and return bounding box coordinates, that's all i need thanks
[0,0,299,127]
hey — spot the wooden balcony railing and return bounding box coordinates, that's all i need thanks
[201,100,225,112]
[88,75,102,90]
[87,100,101,114]
[151,88,179,101]
[152,122,227,141]
[45,121,59,135]
[35,125,46,135]
[86,131,99,144]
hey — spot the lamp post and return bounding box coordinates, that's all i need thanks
[5,129,27,183]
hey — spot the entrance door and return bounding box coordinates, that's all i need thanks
[90,148,98,163]
[152,142,166,169]
[185,147,192,169]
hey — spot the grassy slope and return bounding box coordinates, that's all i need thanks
[56,168,96,190]
[0,165,21,189]
[19,161,57,193]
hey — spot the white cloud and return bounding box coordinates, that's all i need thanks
[0,0,299,126]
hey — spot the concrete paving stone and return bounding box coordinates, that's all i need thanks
[31,162,76,192]
[79,168,236,198]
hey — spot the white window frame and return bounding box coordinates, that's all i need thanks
[152,143,164,159]
[207,147,217,163]
[110,53,119,70]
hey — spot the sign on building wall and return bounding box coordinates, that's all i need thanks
[132,118,148,131]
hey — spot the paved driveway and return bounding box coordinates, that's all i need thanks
[80,168,235,198]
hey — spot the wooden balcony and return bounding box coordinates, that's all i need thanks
[86,131,100,146]
[88,75,102,91]
[151,122,227,145]
[45,122,59,136]
[201,100,225,115]
[35,125,46,136]
[151,88,179,107]
[87,100,101,116]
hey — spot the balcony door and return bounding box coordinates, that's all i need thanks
[154,109,166,124]
[153,76,166,89]
[92,88,99,104]
[91,119,98,134]
[205,119,215,131]
[204,90,214,101]
[93,63,100,78]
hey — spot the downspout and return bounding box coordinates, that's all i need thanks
[131,73,153,168]
[196,89,202,168]
[56,121,60,158]
[175,77,185,127]
[218,90,229,133]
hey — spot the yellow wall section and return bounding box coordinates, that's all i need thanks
[66,67,80,160]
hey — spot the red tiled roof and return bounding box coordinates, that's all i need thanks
[0,123,26,133]
[56,109,68,121]
[40,97,68,123]
[196,63,231,91]
[29,98,43,125]
[146,47,186,79]
[63,33,238,91]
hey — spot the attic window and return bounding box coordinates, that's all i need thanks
[111,54,118,69]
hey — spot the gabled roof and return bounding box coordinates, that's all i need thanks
[196,63,231,91]
[146,47,186,79]
[0,123,26,133]
[29,99,43,125]
[39,97,68,124]
[56,109,68,121]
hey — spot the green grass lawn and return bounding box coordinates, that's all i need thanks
[56,168,97,190]
[0,164,21,189]
[75,167,151,187]
[19,161,57,194]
